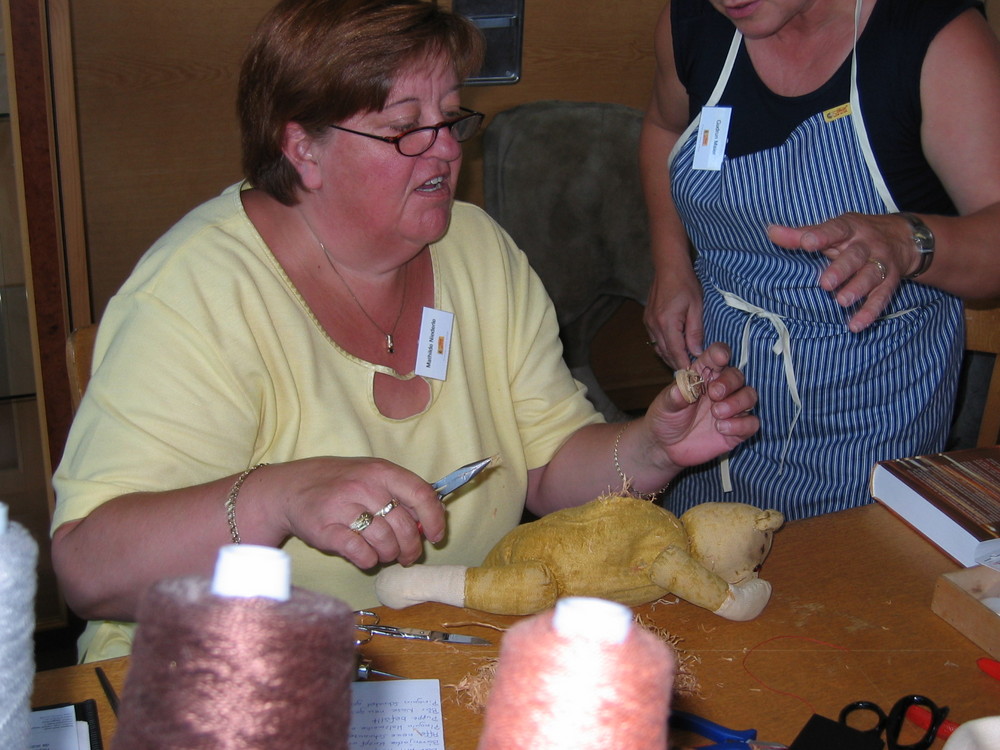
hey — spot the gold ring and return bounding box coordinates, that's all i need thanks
[867,257,887,281]
[349,511,374,533]
[375,498,398,517]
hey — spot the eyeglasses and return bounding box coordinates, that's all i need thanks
[328,107,484,157]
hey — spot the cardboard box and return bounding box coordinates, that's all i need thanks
[931,566,1000,659]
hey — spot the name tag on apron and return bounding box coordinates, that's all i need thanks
[693,106,731,171]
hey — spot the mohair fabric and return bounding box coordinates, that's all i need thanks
[466,495,688,613]
[112,577,355,750]
[378,495,783,621]
[477,600,674,749]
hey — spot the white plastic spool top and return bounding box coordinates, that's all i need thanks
[552,597,632,644]
[211,544,291,601]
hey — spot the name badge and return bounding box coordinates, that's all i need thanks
[693,106,731,171]
[414,307,454,381]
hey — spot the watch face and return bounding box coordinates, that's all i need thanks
[900,212,935,252]
[898,212,934,278]
[913,225,934,252]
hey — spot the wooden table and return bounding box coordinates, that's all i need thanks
[32,503,1000,748]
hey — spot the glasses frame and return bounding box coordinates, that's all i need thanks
[328,106,484,157]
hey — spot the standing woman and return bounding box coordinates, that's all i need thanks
[641,0,1000,519]
[51,0,759,662]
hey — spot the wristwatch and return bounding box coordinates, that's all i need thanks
[895,212,935,279]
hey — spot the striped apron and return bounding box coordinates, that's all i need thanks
[663,5,963,520]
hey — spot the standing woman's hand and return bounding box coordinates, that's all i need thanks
[767,212,924,333]
[643,262,706,370]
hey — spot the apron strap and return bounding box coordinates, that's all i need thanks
[720,289,803,474]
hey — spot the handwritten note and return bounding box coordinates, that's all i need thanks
[349,679,445,750]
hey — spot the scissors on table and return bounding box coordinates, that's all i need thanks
[839,695,950,750]
[354,610,492,646]
[669,710,788,749]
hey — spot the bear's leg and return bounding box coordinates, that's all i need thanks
[649,546,772,621]
[375,564,468,609]
[649,545,730,611]
[465,561,558,616]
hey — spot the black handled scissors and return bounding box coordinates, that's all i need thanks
[838,695,949,750]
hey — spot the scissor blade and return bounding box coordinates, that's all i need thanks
[394,627,492,646]
[431,457,493,498]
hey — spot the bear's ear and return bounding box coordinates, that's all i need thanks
[754,509,785,532]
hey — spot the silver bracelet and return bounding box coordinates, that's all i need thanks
[225,463,268,544]
[613,423,667,500]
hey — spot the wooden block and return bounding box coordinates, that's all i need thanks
[931,566,1000,658]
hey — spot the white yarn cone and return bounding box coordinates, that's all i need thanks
[0,502,39,750]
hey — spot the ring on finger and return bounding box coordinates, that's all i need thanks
[375,498,399,517]
[349,511,374,533]
[867,257,887,281]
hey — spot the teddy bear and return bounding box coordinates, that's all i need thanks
[375,494,785,621]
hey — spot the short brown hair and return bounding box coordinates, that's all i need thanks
[238,0,485,205]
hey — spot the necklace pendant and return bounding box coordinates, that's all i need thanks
[386,334,395,354]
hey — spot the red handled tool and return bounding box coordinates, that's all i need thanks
[905,705,959,740]
[906,658,1000,737]
[977,657,1000,681]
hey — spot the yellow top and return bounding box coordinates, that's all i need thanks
[52,184,601,661]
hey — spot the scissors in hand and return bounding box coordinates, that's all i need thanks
[363,456,493,535]
[354,610,492,646]
[402,456,493,536]
[838,695,950,750]
[431,456,493,499]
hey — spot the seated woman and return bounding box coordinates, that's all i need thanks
[51,0,759,662]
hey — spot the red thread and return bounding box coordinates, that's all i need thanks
[741,635,850,714]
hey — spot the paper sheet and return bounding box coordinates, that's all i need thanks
[29,704,89,750]
[349,679,444,750]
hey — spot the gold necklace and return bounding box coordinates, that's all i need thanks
[320,241,408,354]
[299,209,408,354]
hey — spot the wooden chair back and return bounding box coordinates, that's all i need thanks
[66,324,98,412]
[964,299,1000,447]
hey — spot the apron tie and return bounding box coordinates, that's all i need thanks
[720,289,802,475]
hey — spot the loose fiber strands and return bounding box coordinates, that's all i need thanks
[477,597,675,750]
[0,504,37,750]
[112,568,356,749]
[448,615,701,714]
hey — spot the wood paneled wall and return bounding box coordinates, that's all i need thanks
[67,0,1000,321]
[454,1,663,206]
[68,0,268,322]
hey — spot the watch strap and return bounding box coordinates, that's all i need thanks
[895,212,935,279]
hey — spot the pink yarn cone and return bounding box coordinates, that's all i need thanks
[478,597,675,750]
